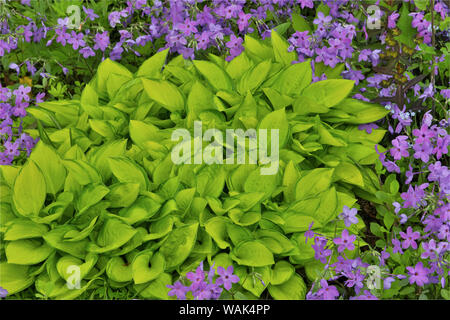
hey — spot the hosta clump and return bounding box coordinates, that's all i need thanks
[0,31,389,300]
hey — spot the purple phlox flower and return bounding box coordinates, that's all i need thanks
[195,31,211,50]
[9,63,20,76]
[317,279,340,300]
[93,31,110,52]
[331,256,353,273]
[109,11,127,28]
[36,92,45,104]
[312,236,332,264]
[333,229,356,253]
[358,49,372,62]
[358,123,378,134]
[411,12,429,31]
[0,286,7,298]
[406,262,429,286]
[383,276,396,289]
[313,12,332,25]
[433,136,449,160]
[399,226,421,250]
[304,222,315,243]
[79,46,95,58]
[83,6,99,21]
[298,0,314,9]
[339,206,359,227]
[388,11,399,29]
[186,263,205,283]
[67,31,85,50]
[380,249,390,266]
[405,164,416,185]
[438,224,449,241]
[392,202,402,214]
[342,68,365,85]
[419,83,434,100]
[389,135,409,160]
[237,11,252,32]
[392,238,404,254]
[343,269,365,293]
[421,239,438,260]
[441,89,450,99]
[216,266,239,291]
[13,85,31,101]
[412,139,433,163]
[350,290,378,300]
[176,19,198,36]
[399,214,409,224]
[167,281,188,300]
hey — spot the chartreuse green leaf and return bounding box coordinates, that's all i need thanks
[230,240,274,267]
[108,157,148,192]
[302,79,354,108]
[238,60,272,94]
[159,223,199,270]
[106,256,133,283]
[243,35,274,61]
[295,168,334,200]
[332,99,389,124]
[235,265,271,297]
[94,58,133,100]
[4,219,49,241]
[205,217,231,249]
[334,161,364,187]
[44,226,89,259]
[106,182,140,208]
[271,30,297,66]
[6,239,53,265]
[62,159,102,186]
[13,160,46,217]
[272,60,312,96]
[134,272,172,299]
[89,218,137,253]
[136,48,169,78]
[132,251,165,284]
[258,108,289,148]
[119,196,161,225]
[0,263,34,295]
[270,260,295,285]
[29,141,66,195]
[56,253,98,281]
[142,79,185,112]
[193,60,233,92]
[268,273,306,300]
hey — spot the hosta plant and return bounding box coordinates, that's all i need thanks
[0,31,390,300]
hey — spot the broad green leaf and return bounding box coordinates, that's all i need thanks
[29,141,66,195]
[193,60,233,92]
[230,240,274,267]
[106,257,133,283]
[13,160,46,217]
[159,223,199,270]
[142,79,185,112]
[334,162,364,187]
[238,60,272,94]
[271,30,297,66]
[132,251,165,284]
[62,159,102,186]
[6,239,53,265]
[0,263,34,295]
[268,273,306,300]
[302,79,354,108]
[106,182,140,208]
[4,219,49,241]
[43,226,89,259]
[270,260,295,285]
[272,61,312,96]
[108,157,148,192]
[136,48,169,78]
[119,196,161,225]
[89,218,137,253]
[258,108,289,148]
[295,168,334,200]
[205,217,231,249]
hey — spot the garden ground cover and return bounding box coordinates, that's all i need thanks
[0,0,448,301]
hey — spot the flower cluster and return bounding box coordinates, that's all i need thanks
[0,84,41,164]
[167,262,239,300]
